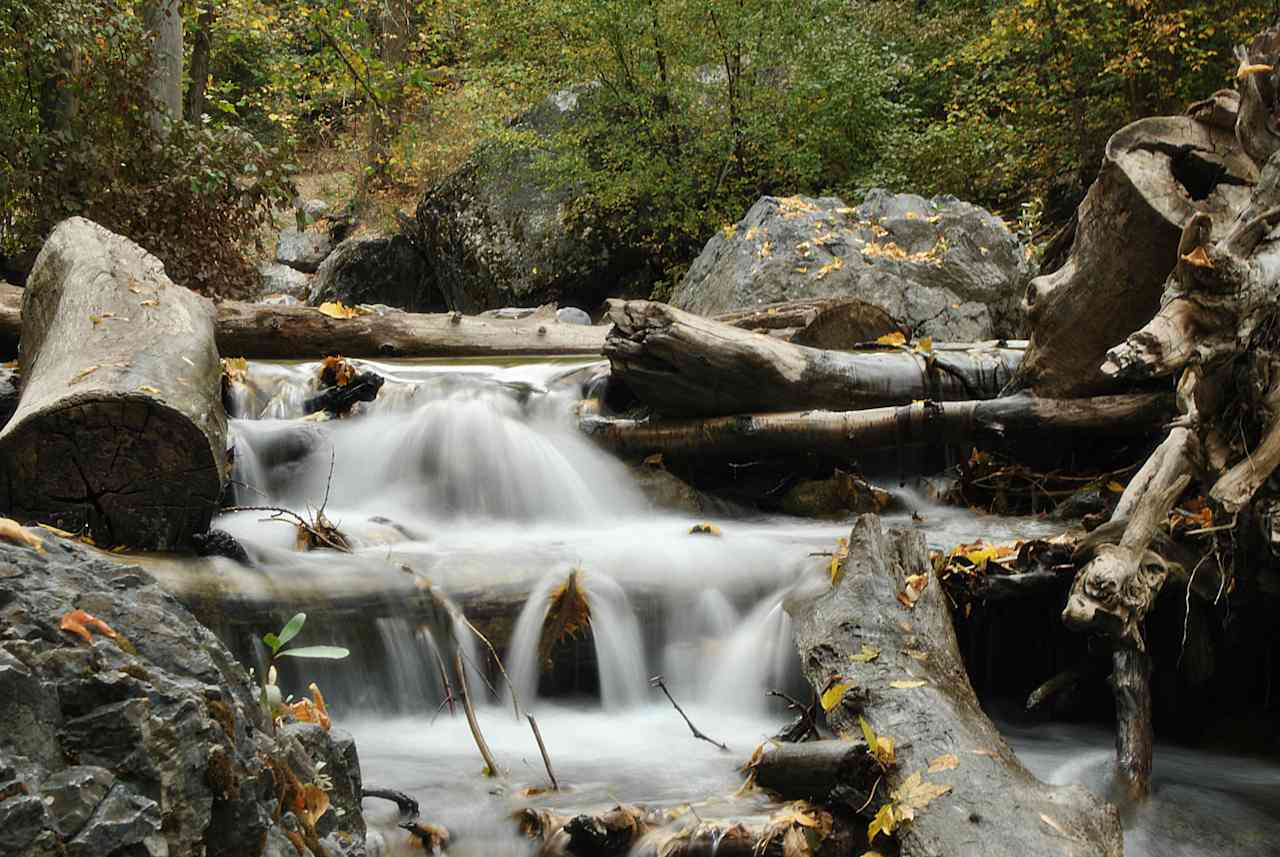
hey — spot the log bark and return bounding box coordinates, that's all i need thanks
[787,515,1123,857]
[581,393,1172,461]
[606,299,1021,417]
[214,300,609,359]
[0,218,226,549]
[714,297,904,349]
[1111,645,1154,803]
[750,740,879,809]
[1012,115,1255,397]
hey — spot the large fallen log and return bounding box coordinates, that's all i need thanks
[0,218,227,549]
[215,299,608,359]
[786,515,1123,856]
[581,392,1172,460]
[1012,115,1255,397]
[0,283,608,360]
[605,299,1021,417]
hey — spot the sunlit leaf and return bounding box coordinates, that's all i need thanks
[928,753,959,773]
[0,518,44,553]
[876,331,907,346]
[889,679,926,689]
[277,612,306,647]
[277,645,350,659]
[820,681,851,711]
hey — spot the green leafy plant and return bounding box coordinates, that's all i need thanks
[259,612,349,727]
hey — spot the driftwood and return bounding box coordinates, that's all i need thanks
[0,218,227,549]
[714,296,904,348]
[787,515,1123,857]
[0,283,609,360]
[215,299,608,359]
[1013,115,1255,397]
[750,740,879,810]
[581,393,1172,461]
[605,299,1021,417]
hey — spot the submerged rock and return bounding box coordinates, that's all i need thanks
[780,472,892,518]
[308,236,437,312]
[0,534,368,857]
[672,191,1033,341]
[412,86,651,312]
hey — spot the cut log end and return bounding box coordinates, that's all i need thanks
[0,396,222,549]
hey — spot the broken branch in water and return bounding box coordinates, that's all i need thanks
[456,651,501,777]
[650,675,729,752]
[526,714,560,791]
[222,503,353,553]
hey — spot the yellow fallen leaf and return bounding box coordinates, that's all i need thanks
[689,522,721,536]
[1106,480,1126,493]
[821,682,851,711]
[140,299,159,307]
[876,331,907,346]
[1180,246,1213,269]
[890,679,926,689]
[893,770,952,818]
[915,336,933,354]
[36,523,76,538]
[299,783,330,828]
[902,648,928,662]
[850,644,880,663]
[643,453,664,467]
[859,716,896,768]
[1238,62,1274,80]
[897,573,929,608]
[318,301,358,319]
[70,365,99,384]
[137,386,161,395]
[829,536,850,586]
[928,753,959,773]
[0,518,43,553]
[867,802,896,841]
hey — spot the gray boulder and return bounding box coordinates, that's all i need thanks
[308,236,437,312]
[671,191,1033,341]
[259,262,312,301]
[277,228,334,274]
[0,533,368,857]
[413,86,651,312]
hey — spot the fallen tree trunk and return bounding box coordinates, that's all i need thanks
[714,296,905,349]
[787,515,1123,856]
[581,392,1172,461]
[0,283,611,360]
[0,218,227,549]
[750,740,879,809]
[1012,115,1255,397]
[215,299,608,359]
[606,300,1021,417]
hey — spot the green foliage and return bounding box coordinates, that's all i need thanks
[0,0,294,296]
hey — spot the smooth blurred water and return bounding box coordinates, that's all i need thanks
[187,358,1280,857]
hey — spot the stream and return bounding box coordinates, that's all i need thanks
[173,357,1279,856]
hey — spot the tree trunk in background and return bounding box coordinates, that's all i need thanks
[184,2,215,121]
[0,218,226,550]
[37,46,79,137]
[143,0,183,131]
[365,0,410,185]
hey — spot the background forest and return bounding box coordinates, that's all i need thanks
[0,0,1272,297]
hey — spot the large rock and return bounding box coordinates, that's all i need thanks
[671,191,1034,341]
[0,532,368,857]
[258,262,312,302]
[276,228,334,274]
[413,87,651,313]
[307,236,437,312]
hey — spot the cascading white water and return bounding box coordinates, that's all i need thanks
[195,356,1280,857]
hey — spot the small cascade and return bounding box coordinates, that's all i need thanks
[660,589,739,700]
[375,618,445,713]
[505,572,561,708]
[700,595,802,713]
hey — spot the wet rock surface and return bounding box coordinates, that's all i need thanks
[672,191,1033,341]
[0,533,368,857]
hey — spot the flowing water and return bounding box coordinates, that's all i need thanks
[175,357,1278,856]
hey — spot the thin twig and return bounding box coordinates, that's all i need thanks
[362,787,419,822]
[456,652,501,777]
[650,675,729,752]
[526,714,560,791]
[767,689,820,741]
[314,23,386,114]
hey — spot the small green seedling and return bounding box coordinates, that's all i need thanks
[259,612,349,727]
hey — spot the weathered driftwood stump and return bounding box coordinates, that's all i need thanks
[605,299,1020,417]
[0,218,227,549]
[787,516,1123,857]
[1013,115,1255,397]
[1054,27,1280,802]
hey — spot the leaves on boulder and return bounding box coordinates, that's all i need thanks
[829,536,850,585]
[927,753,959,773]
[896,572,929,608]
[59,608,119,645]
[0,518,43,553]
[850,643,880,663]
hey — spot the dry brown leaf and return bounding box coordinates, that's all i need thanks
[539,570,592,668]
[642,453,664,468]
[60,608,119,645]
[782,825,809,857]
[1238,62,1275,79]
[850,643,880,663]
[898,573,929,608]
[299,783,330,828]
[928,753,959,773]
[0,518,44,553]
[1181,246,1214,269]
